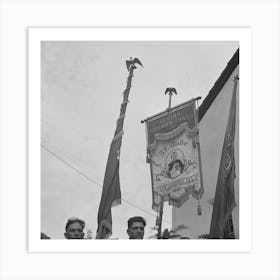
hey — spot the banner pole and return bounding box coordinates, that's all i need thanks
[141,96,201,124]
[156,87,176,239]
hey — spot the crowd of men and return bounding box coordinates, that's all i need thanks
[41,216,147,240]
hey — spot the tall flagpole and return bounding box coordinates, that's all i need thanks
[96,57,143,239]
[114,57,143,147]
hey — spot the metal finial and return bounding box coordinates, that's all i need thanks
[165,87,177,109]
[126,57,143,71]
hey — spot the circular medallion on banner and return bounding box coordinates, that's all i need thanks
[165,149,185,179]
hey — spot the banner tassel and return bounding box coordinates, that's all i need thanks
[197,200,202,216]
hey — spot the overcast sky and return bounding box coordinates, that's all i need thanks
[41,41,238,239]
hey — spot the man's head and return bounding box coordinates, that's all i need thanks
[127,216,146,239]
[64,217,85,239]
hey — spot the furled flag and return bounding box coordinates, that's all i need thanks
[96,58,142,239]
[209,75,239,239]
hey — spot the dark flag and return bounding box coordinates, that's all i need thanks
[96,58,142,239]
[96,132,122,239]
[209,75,239,239]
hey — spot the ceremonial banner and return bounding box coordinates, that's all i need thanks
[145,100,204,211]
[209,76,238,238]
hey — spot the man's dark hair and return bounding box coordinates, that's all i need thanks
[65,217,85,231]
[127,216,146,229]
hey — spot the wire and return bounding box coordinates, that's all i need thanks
[41,143,171,225]
[41,144,101,187]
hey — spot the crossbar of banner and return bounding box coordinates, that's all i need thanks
[140,96,201,124]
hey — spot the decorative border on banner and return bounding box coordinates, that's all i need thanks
[148,123,198,152]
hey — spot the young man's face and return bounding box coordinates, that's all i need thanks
[127,221,145,239]
[64,222,84,239]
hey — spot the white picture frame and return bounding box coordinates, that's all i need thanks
[1,1,279,279]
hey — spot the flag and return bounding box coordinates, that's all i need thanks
[96,132,122,239]
[209,75,238,238]
[96,58,142,239]
[96,99,127,239]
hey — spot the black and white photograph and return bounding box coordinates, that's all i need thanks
[40,38,239,241]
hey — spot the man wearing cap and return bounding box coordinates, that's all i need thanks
[64,217,85,239]
[127,216,146,239]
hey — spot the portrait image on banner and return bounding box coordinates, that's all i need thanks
[145,100,204,210]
